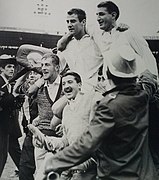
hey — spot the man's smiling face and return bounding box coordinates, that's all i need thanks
[62,75,81,100]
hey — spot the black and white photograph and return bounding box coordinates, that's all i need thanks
[0,0,159,179]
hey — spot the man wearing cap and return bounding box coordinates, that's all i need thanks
[0,55,24,177]
[43,45,158,179]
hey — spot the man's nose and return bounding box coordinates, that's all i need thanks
[67,21,72,27]
[97,15,101,21]
[11,67,14,71]
[42,65,46,69]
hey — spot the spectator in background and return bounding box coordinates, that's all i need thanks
[14,70,41,180]
[0,55,24,177]
[13,51,42,180]
[8,82,22,178]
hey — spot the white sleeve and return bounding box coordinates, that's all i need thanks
[124,29,158,77]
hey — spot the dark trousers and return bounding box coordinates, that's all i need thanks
[0,128,9,177]
[19,132,35,180]
[9,135,21,170]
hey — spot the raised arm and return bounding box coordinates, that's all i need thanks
[16,44,52,69]
[57,32,73,52]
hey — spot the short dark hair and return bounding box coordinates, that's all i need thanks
[62,71,82,84]
[106,68,136,85]
[67,8,86,22]
[42,52,59,66]
[97,1,120,20]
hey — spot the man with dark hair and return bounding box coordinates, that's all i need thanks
[28,71,103,180]
[43,45,158,180]
[58,1,158,78]
[58,8,103,93]
[67,8,86,22]
[0,55,24,177]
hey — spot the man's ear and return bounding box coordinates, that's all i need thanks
[78,82,82,90]
[55,65,60,72]
[0,67,4,73]
[111,12,117,20]
[82,19,86,27]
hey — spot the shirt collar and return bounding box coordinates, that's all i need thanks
[44,75,61,87]
[72,33,90,41]
[101,25,118,36]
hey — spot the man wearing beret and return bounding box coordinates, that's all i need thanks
[0,54,24,177]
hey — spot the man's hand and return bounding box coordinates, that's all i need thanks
[57,32,74,52]
[94,80,110,94]
[32,135,44,148]
[55,124,63,136]
[116,23,129,32]
[32,116,40,126]
[28,124,46,148]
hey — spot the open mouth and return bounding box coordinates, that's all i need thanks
[98,21,103,26]
[43,71,49,75]
[68,28,74,32]
[64,87,73,93]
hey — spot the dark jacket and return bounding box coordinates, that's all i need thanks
[0,76,16,132]
[45,83,158,180]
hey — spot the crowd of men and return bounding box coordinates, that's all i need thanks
[0,1,159,180]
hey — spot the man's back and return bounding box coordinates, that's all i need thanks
[94,83,157,179]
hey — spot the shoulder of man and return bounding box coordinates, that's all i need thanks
[97,91,119,106]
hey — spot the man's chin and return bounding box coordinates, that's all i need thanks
[69,30,75,34]
[99,25,105,30]
[8,74,14,78]
[43,75,49,80]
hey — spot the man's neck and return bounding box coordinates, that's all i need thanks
[47,73,58,84]
[1,72,9,80]
[74,29,87,40]
[105,22,116,33]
